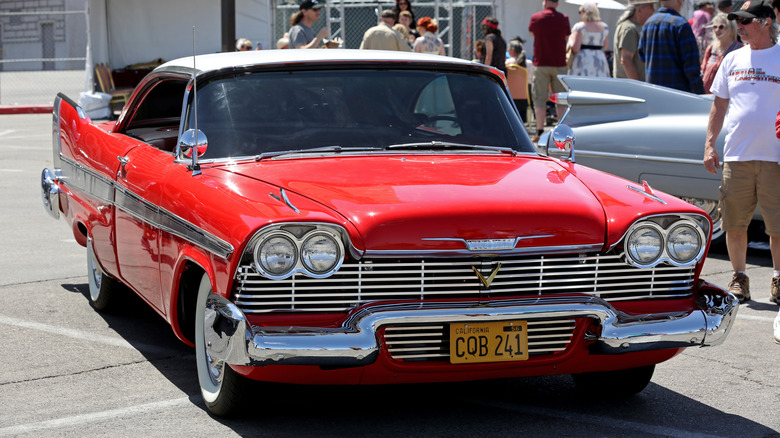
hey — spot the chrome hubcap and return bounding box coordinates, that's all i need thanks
[203,304,225,387]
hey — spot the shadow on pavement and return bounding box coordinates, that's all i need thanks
[61,282,198,396]
[59,283,777,437]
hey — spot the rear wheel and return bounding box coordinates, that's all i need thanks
[572,365,655,397]
[194,273,248,417]
[680,197,723,244]
[86,238,121,311]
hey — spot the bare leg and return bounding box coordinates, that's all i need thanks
[556,104,566,122]
[726,230,748,272]
[771,236,780,271]
[535,107,546,133]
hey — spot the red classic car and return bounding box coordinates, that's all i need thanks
[41,49,737,417]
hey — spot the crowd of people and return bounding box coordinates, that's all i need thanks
[237,0,780,343]
[524,0,780,343]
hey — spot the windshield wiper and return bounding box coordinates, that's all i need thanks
[385,141,516,155]
[254,146,383,160]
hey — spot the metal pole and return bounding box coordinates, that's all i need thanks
[221,0,236,52]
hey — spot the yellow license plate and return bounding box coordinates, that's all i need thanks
[450,321,528,364]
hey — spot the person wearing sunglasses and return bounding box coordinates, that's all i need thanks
[700,13,742,91]
[287,0,329,49]
[703,0,780,336]
[638,0,705,94]
[393,0,417,31]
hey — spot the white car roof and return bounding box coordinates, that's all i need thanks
[156,49,484,76]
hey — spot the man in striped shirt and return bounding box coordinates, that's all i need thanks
[638,0,705,94]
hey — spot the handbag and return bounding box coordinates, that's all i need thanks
[566,46,575,70]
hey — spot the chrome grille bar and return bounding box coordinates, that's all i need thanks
[232,253,695,313]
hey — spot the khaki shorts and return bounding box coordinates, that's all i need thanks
[531,66,567,109]
[720,161,780,236]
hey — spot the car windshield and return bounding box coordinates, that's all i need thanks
[186,68,535,159]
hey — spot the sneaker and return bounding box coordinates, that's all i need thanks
[774,310,780,344]
[771,276,780,305]
[727,272,750,303]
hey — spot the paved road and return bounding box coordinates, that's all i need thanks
[1,114,778,437]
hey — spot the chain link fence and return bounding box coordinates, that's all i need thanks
[0,1,495,109]
[275,0,496,60]
[0,4,87,107]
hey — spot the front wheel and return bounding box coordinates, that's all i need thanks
[194,273,248,417]
[571,365,655,397]
[86,238,121,311]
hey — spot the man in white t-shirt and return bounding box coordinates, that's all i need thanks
[703,0,780,308]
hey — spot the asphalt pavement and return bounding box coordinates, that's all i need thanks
[1,113,778,437]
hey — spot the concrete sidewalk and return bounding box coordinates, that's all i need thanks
[0,70,86,114]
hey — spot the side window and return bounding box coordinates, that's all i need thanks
[413,76,461,136]
[124,79,187,152]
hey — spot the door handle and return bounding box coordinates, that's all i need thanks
[117,155,129,178]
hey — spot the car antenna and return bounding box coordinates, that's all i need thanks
[190,26,202,176]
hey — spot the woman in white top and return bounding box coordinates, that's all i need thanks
[413,17,445,56]
[567,2,610,77]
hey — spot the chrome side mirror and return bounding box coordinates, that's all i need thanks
[538,124,575,162]
[179,129,208,159]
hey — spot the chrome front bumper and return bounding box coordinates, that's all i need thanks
[205,281,737,367]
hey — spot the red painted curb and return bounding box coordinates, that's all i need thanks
[0,105,53,115]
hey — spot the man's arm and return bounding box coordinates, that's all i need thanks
[703,96,729,174]
[619,48,640,80]
[678,23,705,94]
[301,28,329,49]
[484,38,494,66]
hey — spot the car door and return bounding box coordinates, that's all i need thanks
[112,77,188,313]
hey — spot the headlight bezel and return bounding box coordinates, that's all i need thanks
[625,222,664,267]
[622,215,709,269]
[300,231,343,275]
[249,223,348,280]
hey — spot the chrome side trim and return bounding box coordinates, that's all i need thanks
[204,287,738,367]
[59,157,115,204]
[575,149,707,167]
[363,243,604,257]
[56,156,233,260]
[114,184,234,259]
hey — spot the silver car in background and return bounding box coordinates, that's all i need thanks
[537,75,762,241]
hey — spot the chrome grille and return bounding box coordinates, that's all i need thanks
[383,319,577,361]
[232,253,695,313]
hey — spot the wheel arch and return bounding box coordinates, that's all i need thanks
[169,250,219,347]
[73,220,89,247]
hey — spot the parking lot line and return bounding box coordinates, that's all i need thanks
[0,397,193,436]
[0,314,174,355]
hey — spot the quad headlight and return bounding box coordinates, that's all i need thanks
[251,224,346,280]
[623,216,708,268]
[301,232,341,274]
[257,235,297,277]
[626,224,663,265]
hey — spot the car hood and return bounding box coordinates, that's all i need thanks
[221,155,607,252]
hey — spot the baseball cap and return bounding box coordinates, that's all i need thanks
[300,0,324,10]
[728,0,776,20]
